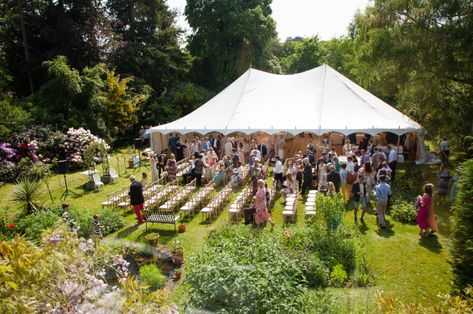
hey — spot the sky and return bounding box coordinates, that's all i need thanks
[167,0,372,41]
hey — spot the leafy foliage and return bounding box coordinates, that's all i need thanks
[186,226,308,313]
[391,201,417,224]
[185,0,277,90]
[277,37,324,74]
[330,264,348,287]
[349,0,473,147]
[103,70,143,136]
[283,195,370,287]
[0,98,31,140]
[0,226,142,313]
[376,286,473,313]
[71,207,124,239]
[11,177,43,214]
[451,159,473,292]
[139,264,167,291]
[16,210,60,243]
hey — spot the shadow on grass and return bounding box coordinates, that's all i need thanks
[116,224,139,238]
[418,234,442,253]
[376,222,395,238]
[357,221,369,235]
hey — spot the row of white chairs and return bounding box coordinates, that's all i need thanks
[282,192,298,224]
[159,180,196,211]
[180,183,215,219]
[143,184,177,208]
[102,177,164,209]
[305,190,318,219]
[201,184,233,221]
[228,185,253,222]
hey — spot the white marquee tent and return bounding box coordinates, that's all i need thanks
[149,64,422,138]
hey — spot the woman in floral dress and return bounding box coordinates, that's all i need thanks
[253,179,275,230]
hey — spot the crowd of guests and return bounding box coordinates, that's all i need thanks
[139,134,460,234]
[271,137,401,228]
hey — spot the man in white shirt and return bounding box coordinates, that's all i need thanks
[388,145,398,181]
[273,156,283,189]
[190,139,199,155]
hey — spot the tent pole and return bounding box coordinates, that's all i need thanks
[397,134,401,162]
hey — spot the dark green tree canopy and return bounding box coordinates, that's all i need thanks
[185,0,277,91]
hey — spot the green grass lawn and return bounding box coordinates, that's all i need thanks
[0,154,454,309]
[0,148,151,213]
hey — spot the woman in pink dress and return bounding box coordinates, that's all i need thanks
[416,183,433,237]
[253,179,275,230]
[426,183,438,233]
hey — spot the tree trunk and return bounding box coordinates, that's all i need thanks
[17,0,34,94]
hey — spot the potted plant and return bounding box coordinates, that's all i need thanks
[178,223,186,233]
[170,240,184,266]
[144,233,160,247]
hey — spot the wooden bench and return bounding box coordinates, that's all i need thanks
[144,211,180,232]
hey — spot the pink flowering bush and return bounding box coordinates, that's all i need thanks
[0,127,109,182]
[62,127,110,166]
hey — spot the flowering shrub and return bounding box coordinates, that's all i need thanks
[0,226,170,313]
[0,141,16,161]
[62,127,110,166]
[0,127,108,182]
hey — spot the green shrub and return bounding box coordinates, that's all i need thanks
[356,273,370,287]
[451,158,473,292]
[71,208,123,238]
[309,227,358,272]
[390,201,417,224]
[16,210,60,242]
[187,226,307,313]
[330,264,347,287]
[99,210,124,235]
[301,254,330,287]
[139,264,167,291]
[315,194,345,232]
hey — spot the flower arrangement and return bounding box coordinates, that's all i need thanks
[282,230,294,238]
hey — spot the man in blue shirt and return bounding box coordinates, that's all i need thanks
[375,175,392,228]
[201,136,210,152]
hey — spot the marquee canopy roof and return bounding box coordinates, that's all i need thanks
[150,64,422,136]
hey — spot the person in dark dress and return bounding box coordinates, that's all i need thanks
[301,158,313,195]
[193,154,205,187]
[326,165,341,193]
[129,175,145,224]
[168,133,177,155]
[175,136,186,161]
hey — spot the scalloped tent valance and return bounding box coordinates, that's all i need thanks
[150,64,422,136]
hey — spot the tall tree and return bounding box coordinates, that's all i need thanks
[185,0,277,91]
[0,0,108,96]
[277,37,324,74]
[107,0,187,96]
[349,0,473,146]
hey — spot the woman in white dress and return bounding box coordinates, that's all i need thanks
[278,135,285,161]
[149,153,158,182]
